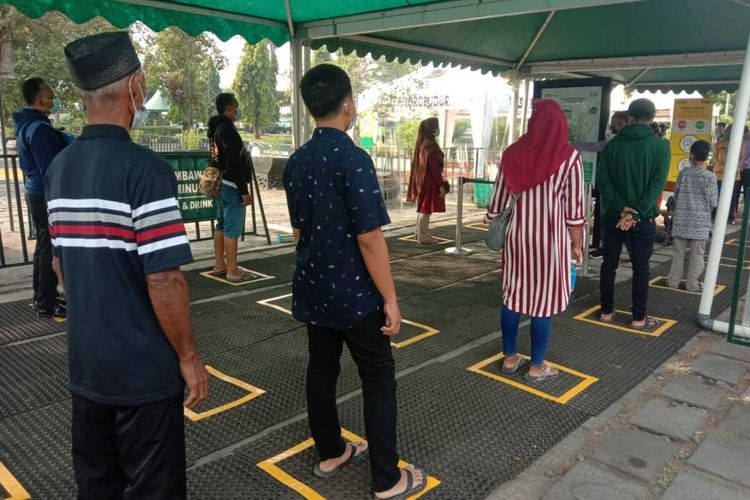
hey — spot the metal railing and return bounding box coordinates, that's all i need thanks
[1,154,30,268]
[445,176,494,257]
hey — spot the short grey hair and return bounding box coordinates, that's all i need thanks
[80,71,140,103]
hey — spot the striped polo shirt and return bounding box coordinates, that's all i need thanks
[46,125,193,405]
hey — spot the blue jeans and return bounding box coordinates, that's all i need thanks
[501,306,552,365]
[600,214,656,321]
[215,183,245,239]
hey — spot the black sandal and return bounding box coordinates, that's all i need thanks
[313,442,368,479]
[374,465,428,500]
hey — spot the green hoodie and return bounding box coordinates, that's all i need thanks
[596,123,671,220]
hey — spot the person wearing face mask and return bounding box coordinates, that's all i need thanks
[207,92,254,281]
[571,111,631,258]
[46,32,208,498]
[12,78,69,319]
[407,117,446,243]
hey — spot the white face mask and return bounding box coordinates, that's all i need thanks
[128,75,149,130]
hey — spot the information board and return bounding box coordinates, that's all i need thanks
[669,98,713,183]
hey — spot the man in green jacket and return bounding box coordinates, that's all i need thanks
[596,98,670,330]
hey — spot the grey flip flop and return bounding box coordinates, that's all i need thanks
[225,272,255,283]
[374,466,428,500]
[524,364,560,383]
[313,442,367,479]
[599,311,616,323]
[207,269,227,276]
[501,357,528,374]
[630,316,659,331]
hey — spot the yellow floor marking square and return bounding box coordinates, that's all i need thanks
[466,222,489,232]
[467,353,598,405]
[390,320,439,349]
[257,428,441,500]
[726,239,744,246]
[258,293,294,315]
[718,256,750,270]
[52,317,66,324]
[184,365,266,422]
[199,267,274,286]
[0,461,30,500]
[398,234,453,244]
[573,305,677,337]
[648,276,725,296]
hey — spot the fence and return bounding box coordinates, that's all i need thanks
[1,142,501,269]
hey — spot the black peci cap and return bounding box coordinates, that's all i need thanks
[64,32,141,91]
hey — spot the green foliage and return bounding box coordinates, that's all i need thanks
[395,118,421,147]
[0,8,114,126]
[452,118,472,143]
[181,128,202,149]
[233,40,279,138]
[142,26,226,129]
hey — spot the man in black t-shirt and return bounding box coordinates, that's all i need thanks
[47,32,208,499]
[207,93,254,282]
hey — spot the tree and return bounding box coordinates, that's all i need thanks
[0,7,114,126]
[233,40,279,138]
[143,27,226,129]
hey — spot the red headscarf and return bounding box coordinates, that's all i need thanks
[501,99,575,193]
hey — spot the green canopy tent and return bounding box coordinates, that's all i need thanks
[7,0,750,337]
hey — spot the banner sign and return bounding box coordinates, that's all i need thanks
[669,98,713,183]
[160,153,216,222]
[539,84,608,185]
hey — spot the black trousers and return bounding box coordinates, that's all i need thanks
[306,308,400,492]
[591,189,602,249]
[72,393,186,500]
[600,215,656,321]
[26,194,58,309]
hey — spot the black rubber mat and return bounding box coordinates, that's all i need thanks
[392,253,499,297]
[0,299,65,345]
[0,399,76,498]
[186,364,589,500]
[0,335,68,419]
[185,253,297,301]
[190,294,302,356]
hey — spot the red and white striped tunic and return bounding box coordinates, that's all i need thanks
[486,150,585,317]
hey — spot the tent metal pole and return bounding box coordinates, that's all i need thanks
[508,82,519,145]
[515,10,555,71]
[698,31,750,326]
[521,79,530,133]
[302,44,312,141]
[284,0,296,37]
[113,0,287,28]
[290,40,304,150]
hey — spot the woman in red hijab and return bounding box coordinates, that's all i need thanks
[485,99,585,383]
[407,117,446,243]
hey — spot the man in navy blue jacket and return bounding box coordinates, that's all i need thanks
[13,78,68,318]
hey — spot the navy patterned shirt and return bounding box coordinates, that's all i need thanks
[283,127,391,329]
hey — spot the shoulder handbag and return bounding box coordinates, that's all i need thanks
[198,136,223,197]
[485,193,520,251]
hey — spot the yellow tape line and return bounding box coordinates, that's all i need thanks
[573,305,677,337]
[257,428,440,499]
[467,353,598,405]
[184,365,266,422]
[648,276,725,296]
[0,461,30,500]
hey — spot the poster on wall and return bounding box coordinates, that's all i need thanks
[535,79,611,185]
[669,98,713,184]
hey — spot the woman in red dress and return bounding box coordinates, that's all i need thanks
[486,100,585,383]
[407,118,446,243]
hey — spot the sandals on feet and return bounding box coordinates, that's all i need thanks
[374,465,428,500]
[524,364,560,383]
[630,316,659,331]
[208,269,227,276]
[501,356,528,374]
[313,442,368,479]
[599,311,615,323]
